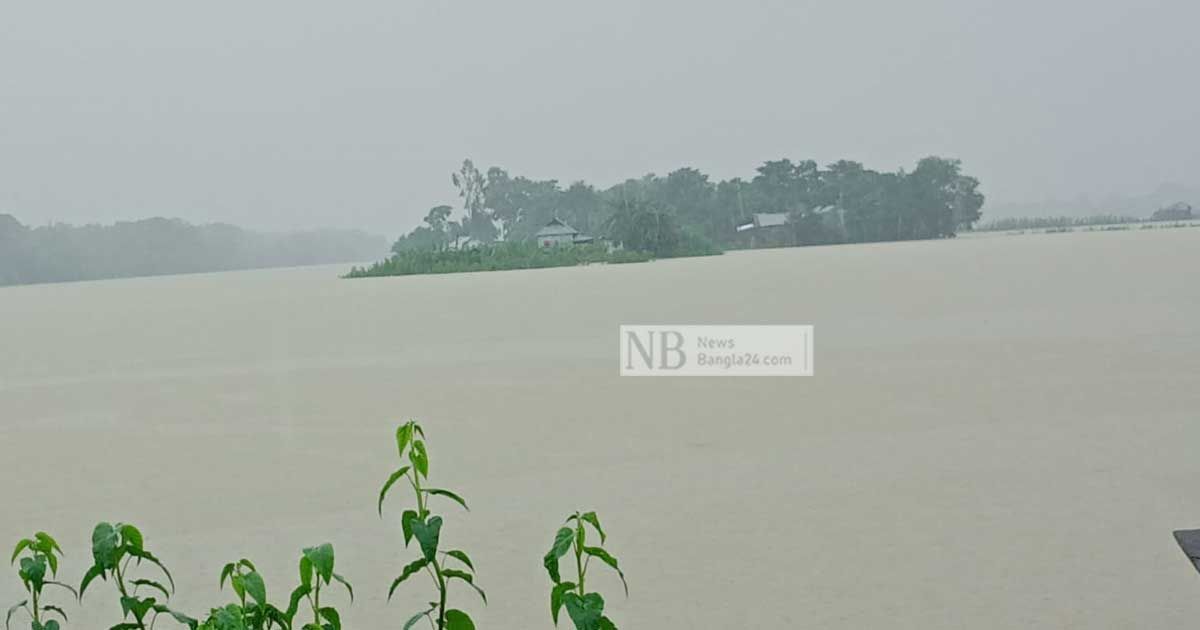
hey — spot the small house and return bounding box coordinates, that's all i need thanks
[536,218,594,247]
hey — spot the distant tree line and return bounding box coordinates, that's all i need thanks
[976,214,1142,232]
[0,214,387,286]
[392,156,985,252]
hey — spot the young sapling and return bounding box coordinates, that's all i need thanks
[78,522,196,629]
[543,511,628,630]
[7,532,75,630]
[378,420,485,630]
[284,543,353,630]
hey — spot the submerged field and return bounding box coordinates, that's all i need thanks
[2,227,1200,628]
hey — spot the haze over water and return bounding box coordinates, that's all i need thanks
[3,228,1199,628]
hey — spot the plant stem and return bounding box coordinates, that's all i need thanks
[574,520,586,596]
[31,585,39,624]
[114,562,147,630]
[312,580,321,626]
[433,559,447,630]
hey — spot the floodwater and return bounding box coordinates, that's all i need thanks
[3,228,1200,628]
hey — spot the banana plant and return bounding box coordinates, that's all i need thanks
[284,544,353,630]
[379,420,485,630]
[197,559,290,629]
[78,522,196,629]
[7,532,76,630]
[543,512,628,630]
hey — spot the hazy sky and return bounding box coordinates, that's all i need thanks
[2,0,1197,235]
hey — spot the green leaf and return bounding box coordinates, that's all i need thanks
[286,584,310,620]
[395,423,412,458]
[79,564,105,598]
[401,608,432,630]
[583,547,628,595]
[41,604,68,623]
[219,563,235,589]
[318,607,341,630]
[412,516,442,562]
[331,572,354,602]
[543,552,561,584]
[41,621,61,630]
[563,592,605,630]
[152,603,199,628]
[401,511,419,547]
[387,558,429,600]
[580,512,606,544]
[6,601,28,630]
[127,548,175,592]
[299,556,313,588]
[91,523,120,569]
[132,578,171,600]
[543,527,574,583]
[550,527,574,558]
[243,572,267,606]
[424,488,469,511]
[42,551,58,578]
[444,609,475,630]
[302,544,335,585]
[10,540,33,564]
[119,524,144,553]
[444,550,474,571]
[409,440,429,478]
[597,615,618,630]
[43,581,78,599]
[19,556,46,588]
[442,569,486,604]
[550,582,576,626]
[378,466,412,516]
[34,533,62,558]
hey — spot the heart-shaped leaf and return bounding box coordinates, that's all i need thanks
[243,571,267,606]
[401,510,420,547]
[302,544,335,585]
[444,609,475,630]
[91,523,120,569]
[563,592,605,630]
[550,582,576,625]
[412,516,442,562]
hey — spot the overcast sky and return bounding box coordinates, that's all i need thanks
[2,0,1197,235]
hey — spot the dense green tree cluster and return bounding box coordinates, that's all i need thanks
[392,156,984,253]
[0,215,386,286]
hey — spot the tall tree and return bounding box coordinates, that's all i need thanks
[452,159,496,242]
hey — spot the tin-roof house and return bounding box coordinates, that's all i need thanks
[535,218,594,247]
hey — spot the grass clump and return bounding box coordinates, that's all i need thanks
[346,242,651,278]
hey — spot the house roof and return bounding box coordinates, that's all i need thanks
[536,217,580,237]
[753,213,789,228]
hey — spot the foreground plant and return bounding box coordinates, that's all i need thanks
[78,522,196,629]
[284,544,353,630]
[379,420,485,630]
[197,558,290,630]
[543,512,628,630]
[7,532,76,630]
